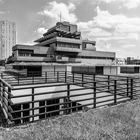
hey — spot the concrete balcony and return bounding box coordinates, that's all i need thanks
[38,37,82,46]
[12,56,53,62]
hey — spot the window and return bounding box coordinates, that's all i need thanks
[18,49,33,57]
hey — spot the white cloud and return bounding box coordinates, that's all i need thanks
[78,7,140,39]
[0,0,4,4]
[21,41,35,45]
[121,44,136,48]
[37,27,48,34]
[38,1,77,23]
[37,2,140,57]
[0,11,5,14]
[101,0,140,9]
[77,6,140,55]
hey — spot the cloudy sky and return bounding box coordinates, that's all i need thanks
[0,0,140,58]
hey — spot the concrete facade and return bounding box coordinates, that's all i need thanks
[7,21,115,75]
[10,21,115,64]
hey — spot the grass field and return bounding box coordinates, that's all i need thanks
[1,99,140,140]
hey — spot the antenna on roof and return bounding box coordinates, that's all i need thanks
[95,0,100,14]
[59,11,62,22]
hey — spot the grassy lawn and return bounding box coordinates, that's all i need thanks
[1,99,140,140]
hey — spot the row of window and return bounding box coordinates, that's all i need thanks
[17,49,114,60]
[120,67,139,74]
[77,56,114,60]
[57,43,80,49]
[18,53,31,57]
[18,53,114,60]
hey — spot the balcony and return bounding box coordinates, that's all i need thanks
[38,37,82,46]
[13,56,53,62]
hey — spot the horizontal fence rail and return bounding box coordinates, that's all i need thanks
[0,70,140,125]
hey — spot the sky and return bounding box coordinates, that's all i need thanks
[0,0,140,58]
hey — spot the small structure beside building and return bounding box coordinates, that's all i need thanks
[72,65,140,75]
[126,57,140,65]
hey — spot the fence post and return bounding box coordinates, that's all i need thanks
[32,73,34,84]
[0,80,1,99]
[1,73,3,79]
[45,72,47,83]
[108,75,110,92]
[65,71,67,83]
[1,83,4,109]
[93,81,96,108]
[93,74,95,81]
[57,71,59,82]
[32,87,34,122]
[1,83,5,109]
[127,77,129,97]
[7,87,14,125]
[73,72,74,83]
[130,78,133,100]
[114,80,117,104]
[18,72,19,85]
[67,84,70,114]
[82,73,84,86]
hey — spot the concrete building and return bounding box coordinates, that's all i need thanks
[8,21,115,76]
[0,20,16,61]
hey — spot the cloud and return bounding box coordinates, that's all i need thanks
[38,1,77,23]
[100,0,140,9]
[37,3,140,57]
[0,11,5,14]
[77,6,140,55]
[20,41,35,45]
[121,44,136,48]
[37,27,48,34]
[78,7,140,39]
[0,0,4,4]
